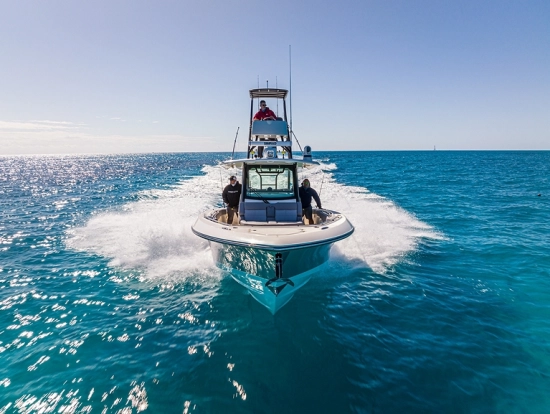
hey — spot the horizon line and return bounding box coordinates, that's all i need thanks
[1,149,549,157]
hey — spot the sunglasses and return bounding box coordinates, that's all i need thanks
[261,103,266,106]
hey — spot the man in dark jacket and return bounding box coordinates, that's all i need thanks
[298,179,321,225]
[222,175,242,224]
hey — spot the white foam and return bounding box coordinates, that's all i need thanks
[67,162,442,280]
[67,164,233,282]
[301,163,443,274]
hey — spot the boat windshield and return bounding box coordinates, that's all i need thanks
[246,166,295,200]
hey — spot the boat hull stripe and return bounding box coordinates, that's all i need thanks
[191,228,354,251]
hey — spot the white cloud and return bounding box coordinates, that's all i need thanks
[0,120,217,154]
[30,120,78,126]
[0,120,80,131]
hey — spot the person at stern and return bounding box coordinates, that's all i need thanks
[222,175,242,224]
[299,179,321,225]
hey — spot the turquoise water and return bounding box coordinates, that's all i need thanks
[1,151,549,413]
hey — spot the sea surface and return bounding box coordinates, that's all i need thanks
[0,151,549,413]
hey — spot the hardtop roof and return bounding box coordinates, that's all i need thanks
[249,88,288,99]
[222,157,318,169]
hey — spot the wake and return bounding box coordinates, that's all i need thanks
[299,163,443,273]
[67,162,442,279]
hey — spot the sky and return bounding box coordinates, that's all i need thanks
[1,0,549,154]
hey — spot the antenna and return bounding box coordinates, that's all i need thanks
[289,45,293,134]
[276,76,279,114]
[231,127,240,160]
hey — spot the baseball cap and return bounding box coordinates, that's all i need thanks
[229,175,237,181]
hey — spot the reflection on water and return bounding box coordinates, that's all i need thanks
[212,242,332,280]
[1,152,549,412]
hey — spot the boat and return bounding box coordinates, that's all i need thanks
[191,88,354,313]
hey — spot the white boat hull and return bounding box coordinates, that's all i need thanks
[192,207,354,313]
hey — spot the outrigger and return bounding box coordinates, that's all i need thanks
[192,88,354,313]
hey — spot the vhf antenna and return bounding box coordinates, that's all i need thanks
[289,45,293,136]
[276,76,279,114]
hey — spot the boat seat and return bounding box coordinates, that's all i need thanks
[275,202,302,222]
[240,202,267,222]
[240,201,302,223]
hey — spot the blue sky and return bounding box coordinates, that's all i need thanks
[1,0,548,154]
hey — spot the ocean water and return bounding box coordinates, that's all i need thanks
[0,151,549,413]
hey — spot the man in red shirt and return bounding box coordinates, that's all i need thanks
[253,100,277,120]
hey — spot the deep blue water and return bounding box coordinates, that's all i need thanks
[1,151,549,413]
